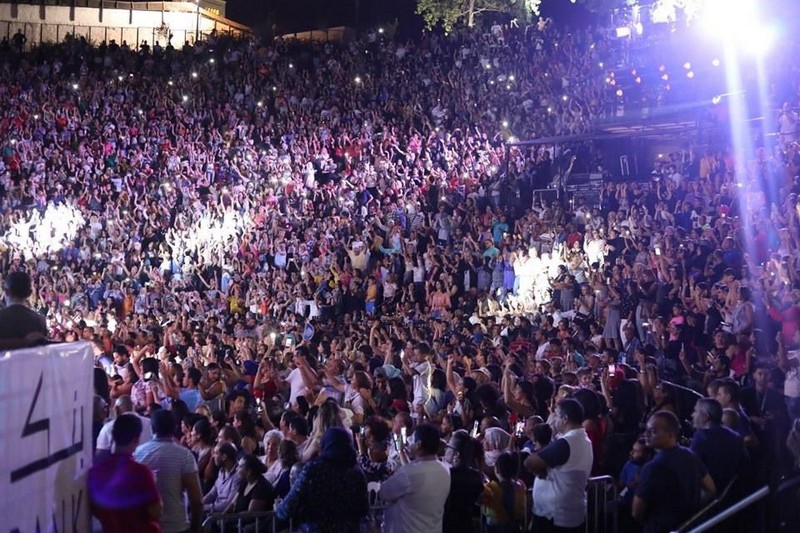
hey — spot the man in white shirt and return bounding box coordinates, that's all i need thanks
[96,395,152,454]
[134,410,204,533]
[283,351,314,407]
[525,398,593,533]
[402,343,432,419]
[380,424,450,533]
[202,443,241,513]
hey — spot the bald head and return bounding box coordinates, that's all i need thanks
[114,395,134,414]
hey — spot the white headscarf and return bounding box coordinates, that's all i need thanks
[483,427,511,467]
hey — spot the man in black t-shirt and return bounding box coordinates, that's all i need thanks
[690,398,750,493]
[0,271,47,348]
[633,411,716,533]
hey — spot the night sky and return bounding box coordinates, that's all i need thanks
[226,0,421,36]
[225,0,597,37]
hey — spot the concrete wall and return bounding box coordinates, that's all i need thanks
[0,2,248,46]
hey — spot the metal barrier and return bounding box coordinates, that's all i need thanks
[673,475,740,533]
[203,504,388,532]
[202,511,279,532]
[586,475,619,533]
[675,472,800,533]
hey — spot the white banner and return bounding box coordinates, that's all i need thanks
[0,342,93,533]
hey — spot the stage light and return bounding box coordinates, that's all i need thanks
[168,80,173,86]
[616,89,624,97]
[117,76,123,81]
[354,76,362,84]
[635,77,642,84]
[209,58,215,63]
[289,63,294,69]
[562,95,568,101]
[701,0,754,39]
[712,58,720,66]
[182,95,189,102]
[192,72,198,78]
[378,27,384,34]
[502,120,509,128]
[712,95,722,104]
[71,83,78,90]
[687,71,695,79]
[661,74,669,81]
[257,101,263,107]
[615,27,631,38]
[700,0,774,55]
[631,69,637,76]
[683,62,692,70]
[748,27,775,56]
[509,75,515,81]
[598,62,604,68]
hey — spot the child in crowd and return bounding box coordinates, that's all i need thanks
[618,438,654,532]
[481,451,527,532]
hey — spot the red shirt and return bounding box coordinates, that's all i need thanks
[88,453,161,533]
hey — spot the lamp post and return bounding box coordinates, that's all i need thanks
[195,0,200,43]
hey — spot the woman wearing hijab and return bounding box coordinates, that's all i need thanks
[483,427,512,470]
[276,427,369,532]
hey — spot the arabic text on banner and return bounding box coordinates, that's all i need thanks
[0,342,93,533]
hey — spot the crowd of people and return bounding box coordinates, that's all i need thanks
[1,12,800,533]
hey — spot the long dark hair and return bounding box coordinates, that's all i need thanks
[388,377,408,400]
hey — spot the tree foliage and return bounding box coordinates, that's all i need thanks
[578,0,632,15]
[415,0,533,32]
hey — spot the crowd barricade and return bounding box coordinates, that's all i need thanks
[201,498,388,532]
[586,475,619,533]
[202,511,280,532]
[364,481,387,532]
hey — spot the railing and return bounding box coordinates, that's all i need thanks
[587,475,619,533]
[202,510,281,532]
[202,503,389,533]
[672,476,741,533]
[675,472,800,533]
